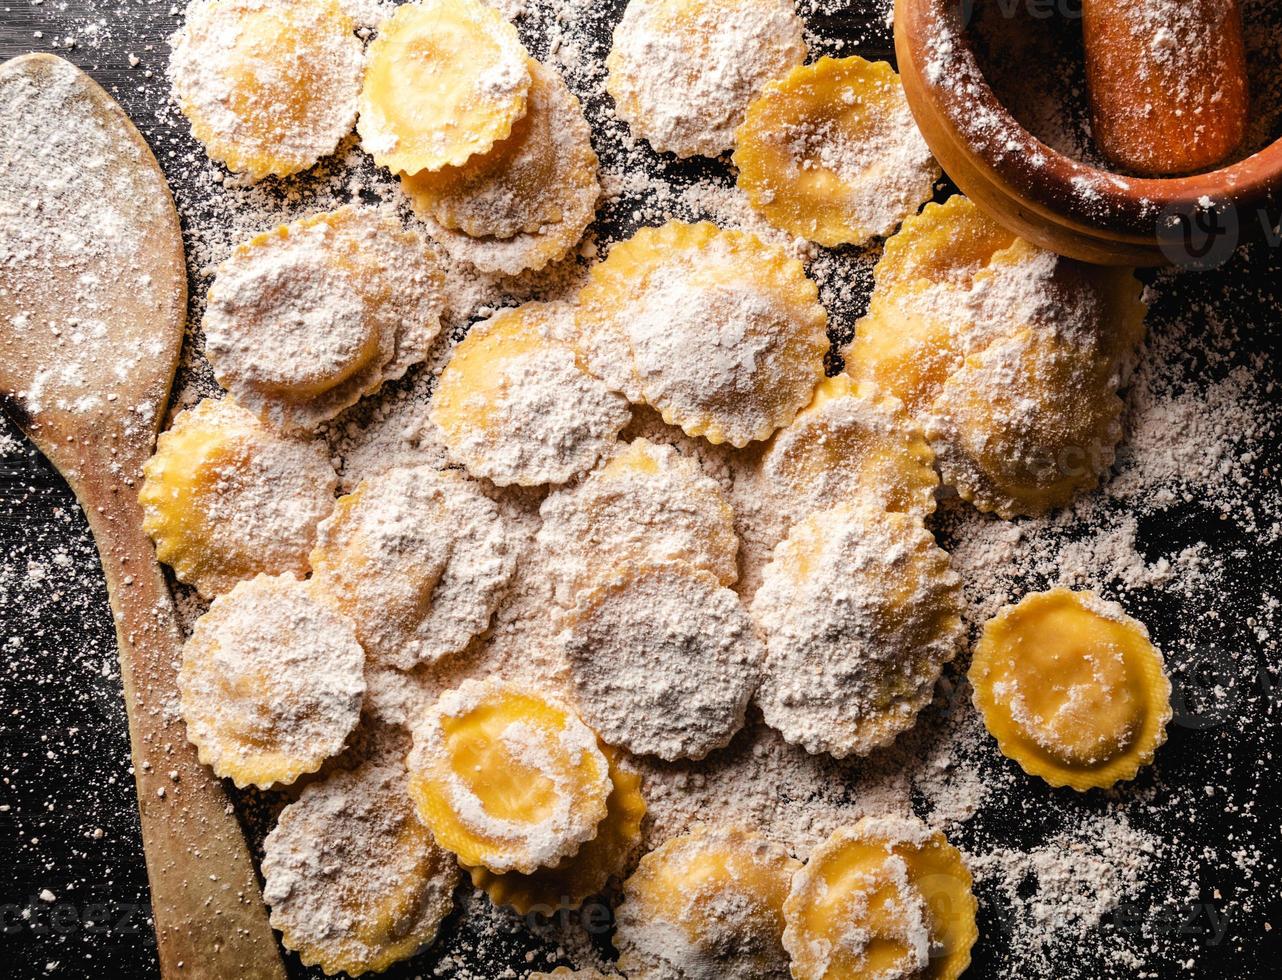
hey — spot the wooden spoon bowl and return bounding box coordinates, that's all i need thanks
[894,0,1282,266]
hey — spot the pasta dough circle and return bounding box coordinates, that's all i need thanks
[466,741,647,914]
[407,680,612,874]
[204,206,445,432]
[537,438,739,607]
[179,573,365,789]
[358,0,532,173]
[605,0,807,158]
[735,56,938,247]
[140,397,337,599]
[169,0,364,179]
[784,817,977,980]
[750,504,963,758]
[430,302,629,487]
[262,760,458,976]
[970,588,1172,791]
[760,374,938,527]
[576,220,828,446]
[309,465,517,669]
[561,562,765,761]
[402,59,599,241]
[846,197,1146,517]
[615,825,801,980]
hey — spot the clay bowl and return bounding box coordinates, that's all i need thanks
[894,0,1282,266]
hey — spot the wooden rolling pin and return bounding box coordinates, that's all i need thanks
[1083,0,1249,176]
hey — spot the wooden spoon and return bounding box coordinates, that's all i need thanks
[0,54,286,979]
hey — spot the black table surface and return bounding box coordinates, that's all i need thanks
[2,2,1281,979]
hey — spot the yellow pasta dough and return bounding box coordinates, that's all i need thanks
[309,465,517,669]
[358,0,532,174]
[576,220,828,446]
[970,588,1173,791]
[605,0,807,158]
[407,680,612,874]
[203,206,445,432]
[179,573,366,789]
[262,760,458,976]
[750,504,963,758]
[140,397,337,599]
[430,302,630,487]
[537,438,740,606]
[402,59,599,241]
[466,741,646,914]
[735,56,939,247]
[169,0,364,179]
[760,374,938,527]
[615,825,801,980]
[784,817,977,980]
[846,196,1146,517]
[530,970,609,980]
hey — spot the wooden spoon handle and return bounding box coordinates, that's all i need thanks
[77,463,286,980]
[1083,0,1249,175]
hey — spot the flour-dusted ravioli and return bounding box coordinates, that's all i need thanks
[847,196,1146,517]
[924,323,1125,519]
[751,504,963,759]
[616,825,801,980]
[576,220,828,447]
[358,0,532,174]
[140,397,336,599]
[606,0,806,158]
[784,817,977,980]
[179,573,365,789]
[262,759,458,976]
[467,740,646,914]
[403,59,599,241]
[407,680,612,874]
[970,588,1172,791]
[204,206,445,433]
[430,302,629,487]
[309,465,517,669]
[538,439,739,606]
[735,57,938,247]
[760,374,938,529]
[169,0,364,179]
[561,562,764,761]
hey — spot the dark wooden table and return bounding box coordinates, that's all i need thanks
[2,2,1280,978]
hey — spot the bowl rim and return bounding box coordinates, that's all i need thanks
[895,0,1282,240]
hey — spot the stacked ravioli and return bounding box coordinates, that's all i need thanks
[147,1,1177,977]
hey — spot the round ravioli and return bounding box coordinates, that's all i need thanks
[616,825,801,980]
[924,325,1125,518]
[577,221,828,447]
[735,56,938,247]
[407,680,611,874]
[970,588,1172,791]
[466,741,647,914]
[261,760,458,976]
[140,397,337,599]
[760,374,937,528]
[358,0,532,173]
[537,438,739,606]
[430,302,629,487]
[561,562,765,761]
[169,0,364,179]
[750,504,963,759]
[402,58,599,241]
[784,817,977,980]
[309,465,516,669]
[179,573,365,789]
[605,0,806,158]
[204,206,445,433]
